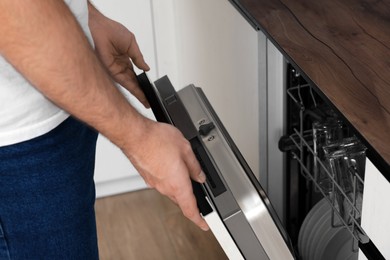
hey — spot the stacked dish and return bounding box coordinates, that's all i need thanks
[298,197,358,260]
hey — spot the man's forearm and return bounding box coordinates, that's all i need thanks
[0,0,210,231]
[0,0,147,150]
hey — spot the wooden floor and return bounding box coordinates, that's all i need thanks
[95,189,227,260]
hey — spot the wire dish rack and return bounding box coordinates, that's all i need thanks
[280,69,370,248]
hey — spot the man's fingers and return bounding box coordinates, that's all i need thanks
[167,194,178,206]
[184,145,205,183]
[114,68,150,108]
[175,182,209,231]
[126,33,150,71]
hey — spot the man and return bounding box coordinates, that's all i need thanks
[0,1,208,259]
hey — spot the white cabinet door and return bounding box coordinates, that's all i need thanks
[90,0,157,197]
[359,159,390,259]
[153,0,261,178]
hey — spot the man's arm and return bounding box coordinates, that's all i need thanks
[0,0,208,231]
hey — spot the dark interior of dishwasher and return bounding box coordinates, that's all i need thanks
[281,64,384,260]
[283,64,327,244]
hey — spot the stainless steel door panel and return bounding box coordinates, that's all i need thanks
[137,73,295,259]
[178,86,294,260]
[224,210,269,259]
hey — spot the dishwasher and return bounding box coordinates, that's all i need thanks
[137,70,385,260]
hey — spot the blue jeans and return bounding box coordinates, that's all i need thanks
[0,117,99,259]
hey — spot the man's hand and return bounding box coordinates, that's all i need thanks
[88,2,150,108]
[124,119,209,231]
[88,2,209,231]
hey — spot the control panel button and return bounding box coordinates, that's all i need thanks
[198,122,215,136]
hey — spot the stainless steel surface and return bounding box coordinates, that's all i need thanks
[257,30,269,193]
[265,40,287,224]
[178,85,294,260]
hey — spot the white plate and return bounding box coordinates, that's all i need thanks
[299,199,327,259]
[307,202,332,260]
[298,201,322,259]
[346,252,358,260]
[313,209,333,260]
[314,202,344,260]
[303,199,329,259]
[316,223,342,260]
[298,198,327,254]
[335,236,357,260]
[304,199,330,259]
[321,227,351,260]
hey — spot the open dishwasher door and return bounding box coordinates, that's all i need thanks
[137,73,296,260]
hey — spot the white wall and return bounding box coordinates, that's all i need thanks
[150,0,179,85]
[159,0,261,177]
[91,0,157,197]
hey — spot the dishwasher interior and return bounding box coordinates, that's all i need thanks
[280,64,383,260]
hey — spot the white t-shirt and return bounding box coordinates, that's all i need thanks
[0,0,94,146]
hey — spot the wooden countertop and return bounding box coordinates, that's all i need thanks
[232,0,390,176]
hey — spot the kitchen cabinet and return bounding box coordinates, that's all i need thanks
[164,0,262,180]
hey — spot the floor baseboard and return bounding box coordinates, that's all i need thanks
[95,175,148,198]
